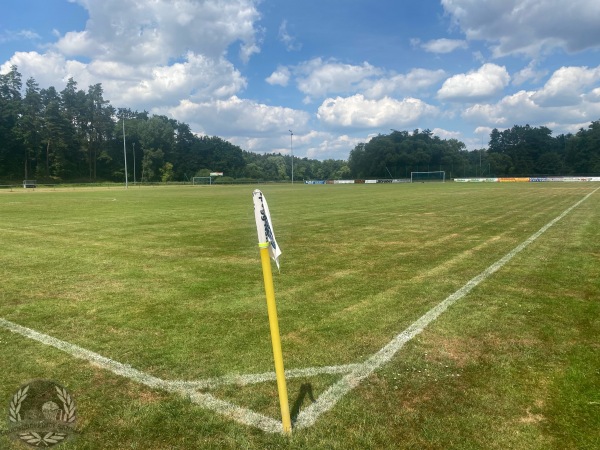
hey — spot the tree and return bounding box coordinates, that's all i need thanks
[348,130,471,178]
[19,77,43,179]
[0,66,23,179]
[160,162,174,182]
[141,148,164,182]
[41,86,72,178]
[84,83,115,180]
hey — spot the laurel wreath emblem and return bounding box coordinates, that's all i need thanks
[55,385,77,423]
[18,431,68,446]
[8,381,76,447]
[9,385,29,423]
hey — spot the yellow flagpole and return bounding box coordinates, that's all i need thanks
[258,242,292,434]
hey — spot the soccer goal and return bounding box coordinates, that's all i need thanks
[410,171,445,183]
[192,177,212,185]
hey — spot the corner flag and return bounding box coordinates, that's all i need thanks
[252,189,282,270]
[251,189,291,434]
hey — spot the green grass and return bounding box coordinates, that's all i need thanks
[0,183,599,449]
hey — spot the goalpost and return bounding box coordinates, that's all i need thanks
[410,171,446,183]
[192,172,223,185]
[192,177,212,185]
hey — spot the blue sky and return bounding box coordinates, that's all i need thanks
[2,0,600,160]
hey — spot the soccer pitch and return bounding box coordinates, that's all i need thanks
[1,183,599,449]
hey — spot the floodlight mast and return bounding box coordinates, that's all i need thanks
[122,117,128,189]
[289,130,294,184]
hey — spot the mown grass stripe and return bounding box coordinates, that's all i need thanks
[0,317,281,433]
[293,186,599,429]
[1,186,597,434]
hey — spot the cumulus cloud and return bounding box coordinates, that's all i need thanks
[266,66,291,86]
[1,50,246,109]
[362,68,446,98]
[513,61,548,86]
[420,38,468,54]
[442,0,600,57]
[532,65,600,107]
[317,95,437,129]
[0,51,89,89]
[1,0,261,114]
[125,53,246,106]
[437,63,510,102]
[160,96,315,157]
[431,128,462,140]
[56,0,260,64]
[305,133,366,160]
[295,58,381,100]
[463,91,539,126]
[463,87,600,134]
[161,96,310,137]
[585,87,600,103]
[280,59,444,100]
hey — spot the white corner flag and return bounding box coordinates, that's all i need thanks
[252,189,282,270]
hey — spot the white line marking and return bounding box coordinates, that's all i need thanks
[293,186,599,429]
[1,187,597,433]
[0,318,281,433]
[170,364,361,390]
[0,318,169,391]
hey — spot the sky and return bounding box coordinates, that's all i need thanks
[2,0,600,161]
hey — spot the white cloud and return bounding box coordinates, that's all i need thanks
[161,96,310,137]
[295,58,382,99]
[532,65,600,107]
[55,0,261,64]
[585,87,600,103]
[305,133,365,160]
[513,61,548,86]
[475,126,495,136]
[463,87,600,134]
[0,29,41,43]
[1,50,246,109]
[463,91,537,126]
[461,64,600,137]
[0,51,89,89]
[1,0,261,113]
[283,59,444,100]
[278,20,301,52]
[437,63,510,102]
[362,68,446,98]
[317,95,438,129]
[266,66,290,86]
[442,0,600,57]
[432,128,462,140]
[420,38,468,54]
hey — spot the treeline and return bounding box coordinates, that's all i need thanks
[349,129,470,178]
[3,65,599,183]
[348,123,600,179]
[0,66,347,183]
[488,123,600,175]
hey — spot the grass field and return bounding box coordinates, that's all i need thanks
[1,182,599,449]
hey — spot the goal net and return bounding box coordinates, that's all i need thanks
[410,171,445,183]
[192,177,212,185]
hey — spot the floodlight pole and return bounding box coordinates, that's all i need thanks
[122,117,128,189]
[133,142,136,185]
[289,130,294,184]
